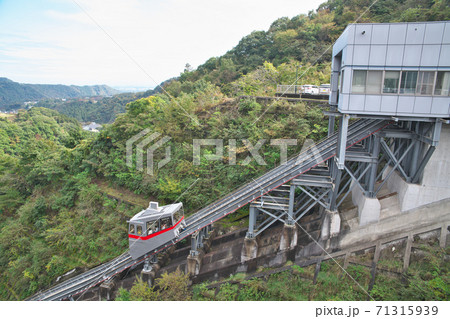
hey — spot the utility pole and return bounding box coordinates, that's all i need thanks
[295,63,302,97]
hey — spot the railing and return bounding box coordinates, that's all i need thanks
[276,85,304,95]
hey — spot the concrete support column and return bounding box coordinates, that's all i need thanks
[279,223,298,251]
[320,209,341,240]
[241,237,258,262]
[99,279,116,301]
[187,253,203,276]
[141,267,157,287]
[140,254,159,287]
[286,185,296,225]
[351,181,380,225]
[186,226,215,276]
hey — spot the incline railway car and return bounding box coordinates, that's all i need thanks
[128,201,186,259]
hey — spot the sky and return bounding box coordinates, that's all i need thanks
[0,0,325,88]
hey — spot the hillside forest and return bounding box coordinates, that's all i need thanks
[0,77,119,110]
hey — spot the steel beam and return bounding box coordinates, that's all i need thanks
[246,206,258,238]
[367,134,381,197]
[287,184,295,225]
[297,185,330,210]
[292,175,333,188]
[411,146,436,184]
[329,166,342,211]
[336,115,350,169]
[375,141,416,194]
[380,139,414,181]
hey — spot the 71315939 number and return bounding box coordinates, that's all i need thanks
[376,305,438,316]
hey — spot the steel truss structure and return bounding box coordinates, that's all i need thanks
[29,119,396,300]
[29,115,445,301]
[189,225,212,256]
[244,114,445,241]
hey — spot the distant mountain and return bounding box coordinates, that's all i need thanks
[33,82,164,124]
[0,77,120,109]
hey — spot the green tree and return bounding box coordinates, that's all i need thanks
[156,268,191,301]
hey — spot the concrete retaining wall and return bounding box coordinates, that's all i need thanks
[385,124,450,212]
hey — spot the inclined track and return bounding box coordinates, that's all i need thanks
[28,119,389,301]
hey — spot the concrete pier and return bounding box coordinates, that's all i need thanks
[321,209,342,240]
[141,268,157,287]
[351,182,381,226]
[99,279,115,301]
[279,224,298,251]
[241,237,258,262]
[187,253,203,276]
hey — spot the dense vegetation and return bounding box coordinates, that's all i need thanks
[165,0,450,95]
[0,0,449,301]
[0,77,119,110]
[116,244,449,301]
[0,108,143,299]
[189,245,449,301]
[86,90,326,210]
[0,91,326,300]
[116,268,191,301]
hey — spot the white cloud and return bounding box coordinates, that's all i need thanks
[1,0,325,86]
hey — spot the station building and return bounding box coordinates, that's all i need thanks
[328,21,450,224]
[330,21,450,117]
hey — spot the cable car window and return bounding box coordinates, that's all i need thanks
[137,226,142,235]
[174,211,182,224]
[129,224,135,234]
[160,217,172,230]
[147,221,159,235]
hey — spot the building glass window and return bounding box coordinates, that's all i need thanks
[416,71,435,95]
[352,70,366,93]
[339,70,344,93]
[383,71,400,93]
[399,71,418,94]
[434,71,450,96]
[366,71,383,94]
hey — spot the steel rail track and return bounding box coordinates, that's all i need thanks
[28,119,390,301]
